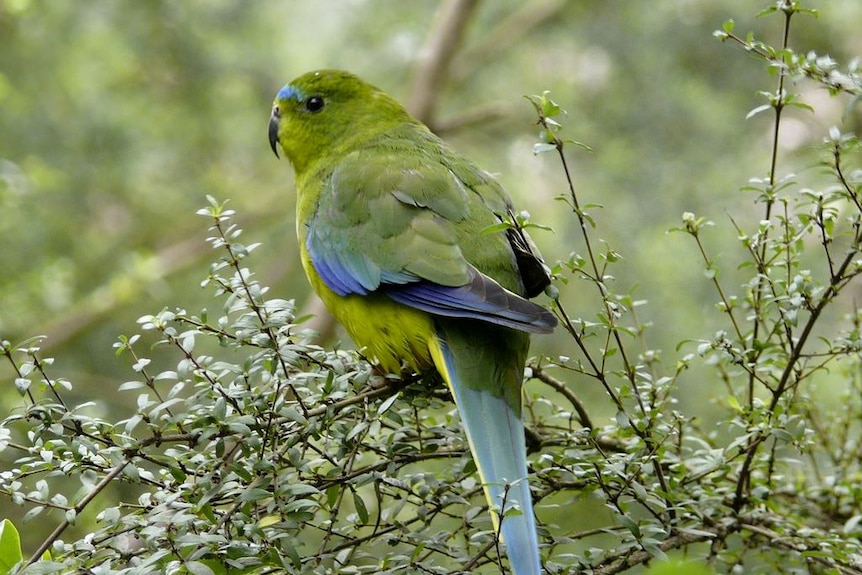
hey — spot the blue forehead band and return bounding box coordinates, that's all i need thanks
[276,85,303,102]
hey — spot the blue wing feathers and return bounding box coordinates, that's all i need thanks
[307,228,379,296]
[312,250,370,296]
[385,281,555,334]
[307,221,556,333]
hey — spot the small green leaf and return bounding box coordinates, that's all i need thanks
[0,519,24,573]
[479,222,512,235]
[746,104,772,119]
[118,380,144,391]
[533,142,557,154]
[14,378,30,394]
[619,514,640,537]
[377,393,400,415]
[353,492,369,524]
[727,395,742,413]
[615,410,631,430]
[756,5,778,18]
[185,560,216,575]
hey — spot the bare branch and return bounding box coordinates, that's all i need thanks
[407,0,480,126]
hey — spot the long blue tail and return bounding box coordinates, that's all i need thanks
[430,332,542,575]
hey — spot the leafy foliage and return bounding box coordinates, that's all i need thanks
[2,2,862,574]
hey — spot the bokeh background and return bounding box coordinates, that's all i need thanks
[2,0,861,552]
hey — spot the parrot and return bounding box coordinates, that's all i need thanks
[268,69,556,575]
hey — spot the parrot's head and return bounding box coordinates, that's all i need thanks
[269,70,413,174]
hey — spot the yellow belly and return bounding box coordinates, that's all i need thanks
[302,251,435,374]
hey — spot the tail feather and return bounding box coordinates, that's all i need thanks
[429,333,542,575]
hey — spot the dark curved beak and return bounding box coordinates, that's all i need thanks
[268,113,280,158]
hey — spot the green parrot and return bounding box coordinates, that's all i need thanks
[268,69,556,575]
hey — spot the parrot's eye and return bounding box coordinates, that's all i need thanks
[305,96,325,113]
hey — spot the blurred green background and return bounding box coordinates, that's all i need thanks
[1,0,860,552]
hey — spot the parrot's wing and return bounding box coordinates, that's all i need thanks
[306,145,555,333]
[383,268,554,333]
[306,147,471,291]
